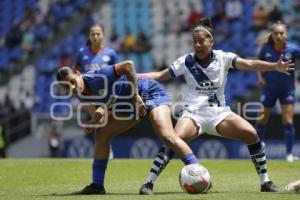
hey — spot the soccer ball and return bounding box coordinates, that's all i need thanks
[179,164,211,194]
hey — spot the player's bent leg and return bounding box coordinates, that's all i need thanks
[216,113,258,144]
[216,113,279,192]
[139,146,174,195]
[140,117,200,195]
[148,105,194,158]
[73,117,140,195]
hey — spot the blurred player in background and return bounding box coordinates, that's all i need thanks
[255,21,300,162]
[139,17,294,194]
[74,24,119,159]
[74,24,118,72]
[56,61,201,195]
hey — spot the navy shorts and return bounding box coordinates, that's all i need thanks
[261,89,295,107]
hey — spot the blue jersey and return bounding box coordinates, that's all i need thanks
[75,46,118,73]
[259,42,300,107]
[79,65,168,114]
[259,42,300,91]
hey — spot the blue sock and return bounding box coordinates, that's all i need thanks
[255,123,266,141]
[283,123,295,154]
[182,154,198,165]
[92,159,108,189]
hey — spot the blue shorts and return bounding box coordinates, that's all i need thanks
[261,89,295,107]
[139,79,169,112]
[114,79,169,116]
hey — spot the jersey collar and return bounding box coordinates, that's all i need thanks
[194,51,217,68]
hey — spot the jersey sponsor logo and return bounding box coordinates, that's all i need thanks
[85,63,100,71]
[145,100,155,107]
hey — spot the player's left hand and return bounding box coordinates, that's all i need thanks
[275,54,295,75]
[133,94,147,118]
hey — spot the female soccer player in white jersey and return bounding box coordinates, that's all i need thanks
[57,61,201,195]
[139,17,294,194]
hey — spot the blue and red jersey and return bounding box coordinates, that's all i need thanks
[259,42,300,91]
[75,46,118,73]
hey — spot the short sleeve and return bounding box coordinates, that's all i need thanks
[75,48,84,66]
[224,51,238,70]
[258,45,266,60]
[168,54,187,77]
[110,50,119,64]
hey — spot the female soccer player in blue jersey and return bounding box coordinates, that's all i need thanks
[74,24,119,73]
[139,17,294,194]
[57,61,200,195]
[255,21,300,162]
[74,24,119,158]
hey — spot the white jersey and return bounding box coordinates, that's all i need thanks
[168,50,238,110]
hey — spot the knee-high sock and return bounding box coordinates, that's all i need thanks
[144,145,198,184]
[284,123,295,155]
[92,159,108,188]
[248,141,270,184]
[145,146,175,183]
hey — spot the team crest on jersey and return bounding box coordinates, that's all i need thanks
[284,52,292,60]
[83,55,89,60]
[103,55,110,62]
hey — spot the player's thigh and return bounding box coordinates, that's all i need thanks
[216,113,258,144]
[280,104,294,124]
[148,105,175,139]
[260,89,277,110]
[95,115,140,140]
[174,117,199,142]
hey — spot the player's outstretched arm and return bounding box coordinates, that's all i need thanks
[141,68,173,83]
[235,55,295,74]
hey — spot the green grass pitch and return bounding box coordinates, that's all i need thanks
[0,159,299,200]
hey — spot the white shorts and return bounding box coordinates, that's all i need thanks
[180,106,233,137]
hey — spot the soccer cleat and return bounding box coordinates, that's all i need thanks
[139,182,154,195]
[286,154,299,163]
[71,183,106,195]
[285,180,300,192]
[261,181,280,192]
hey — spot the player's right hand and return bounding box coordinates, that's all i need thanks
[133,94,147,118]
